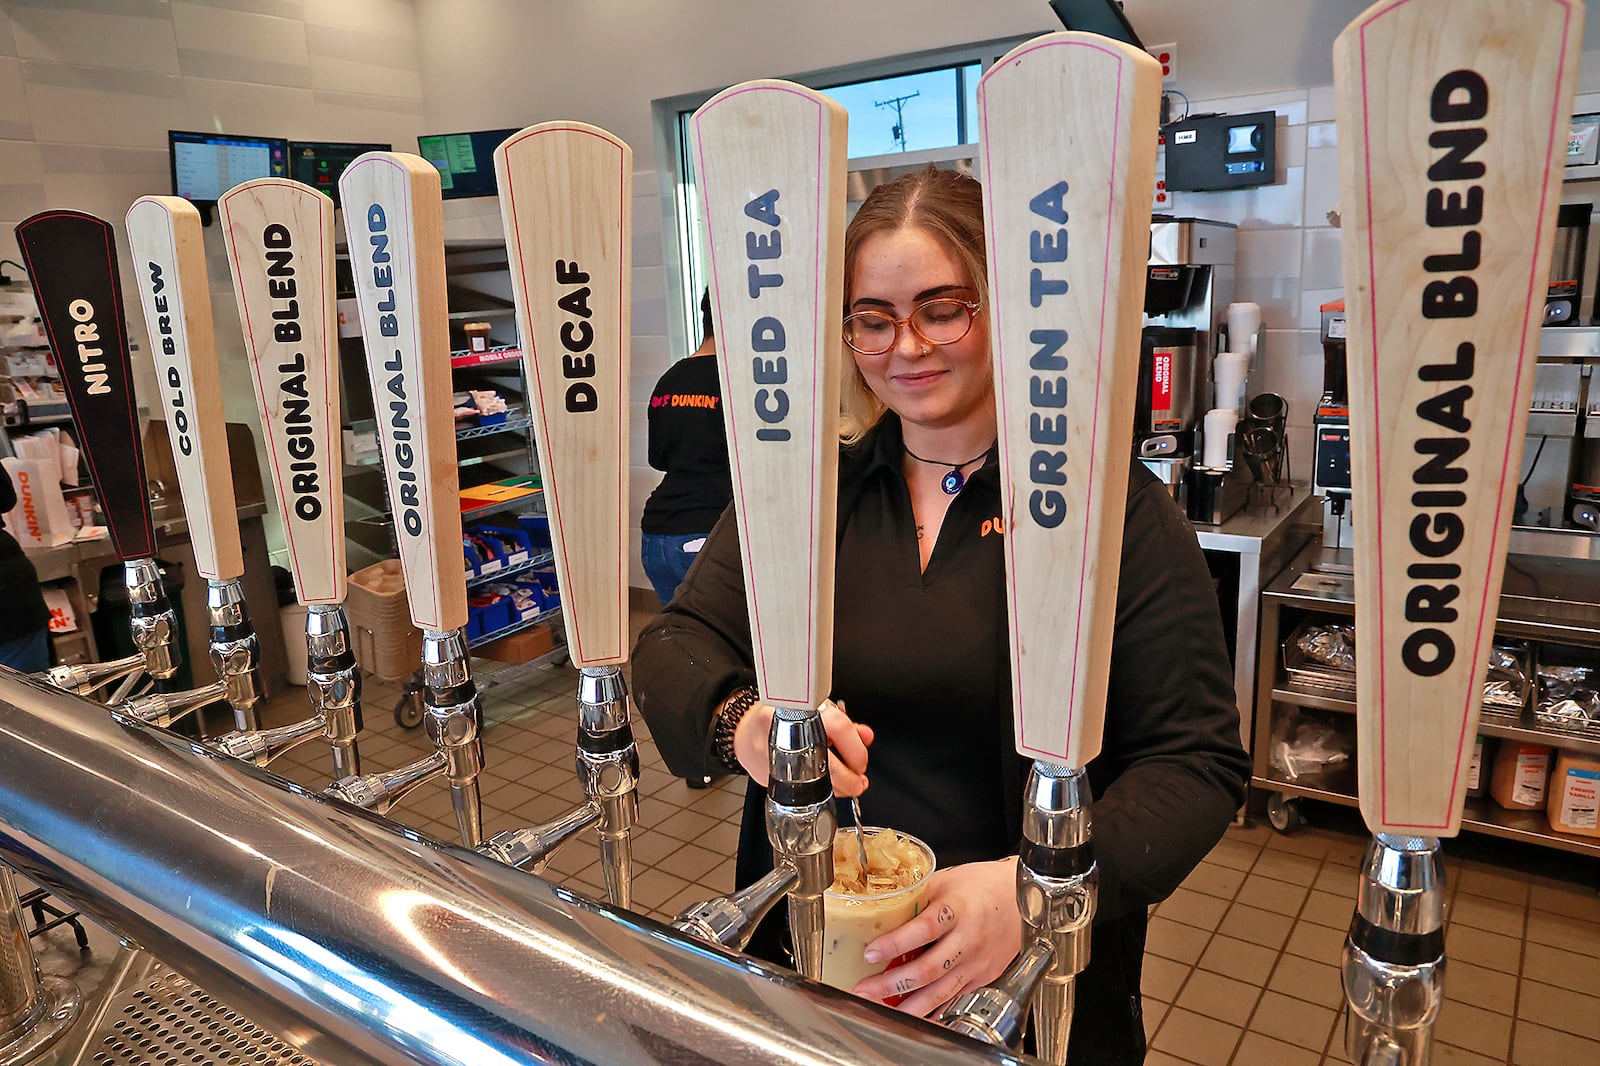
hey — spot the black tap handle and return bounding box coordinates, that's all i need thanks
[15,210,155,561]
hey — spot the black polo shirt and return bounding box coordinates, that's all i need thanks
[633,413,1249,1065]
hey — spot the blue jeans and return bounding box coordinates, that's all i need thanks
[641,532,708,605]
[0,627,50,673]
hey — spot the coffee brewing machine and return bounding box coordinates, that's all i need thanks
[1314,300,1354,554]
[1138,217,1250,523]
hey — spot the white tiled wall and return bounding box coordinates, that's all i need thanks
[1157,84,1340,477]
[0,0,428,564]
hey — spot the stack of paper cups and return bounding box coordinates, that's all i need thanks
[1214,352,1249,416]
[1202,408,1237,470]
[1227,302,1262,358]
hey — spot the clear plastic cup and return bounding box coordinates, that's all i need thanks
[820,828,935,996]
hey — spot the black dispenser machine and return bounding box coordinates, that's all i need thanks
[1138,216,1240,521]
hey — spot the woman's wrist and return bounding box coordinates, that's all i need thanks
[712,686,759,775]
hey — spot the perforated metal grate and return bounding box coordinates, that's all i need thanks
[87,968,321,1066]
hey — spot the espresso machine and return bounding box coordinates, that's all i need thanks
[1314,300,1353,554]
[1139,217,1242,522]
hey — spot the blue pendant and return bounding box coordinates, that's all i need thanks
[941,468,964,495]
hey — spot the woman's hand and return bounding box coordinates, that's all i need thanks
[850,857,1021,1016]
[730,697,873,797]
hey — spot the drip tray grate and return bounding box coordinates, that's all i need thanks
[86,967,321,1066]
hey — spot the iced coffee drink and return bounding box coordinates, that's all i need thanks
[820,828,935,995]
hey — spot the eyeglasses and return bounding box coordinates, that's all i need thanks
[841,298,982,356]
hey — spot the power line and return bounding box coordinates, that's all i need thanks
[874,91,920,152]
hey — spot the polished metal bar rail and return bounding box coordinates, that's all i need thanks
[0,669,1031,1066]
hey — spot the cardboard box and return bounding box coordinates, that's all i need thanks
[346,559,422,681]
[1490,741,1552,810]
[1548,750,1600,839]
[475,623,554,664]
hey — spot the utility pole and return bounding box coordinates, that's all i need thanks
[874,91,920,152]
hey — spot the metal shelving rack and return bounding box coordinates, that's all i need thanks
[1253,549,1600,859]
[337,241,567,697]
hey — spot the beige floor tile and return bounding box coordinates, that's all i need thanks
[1208,839,1263,873]
[1148,916,1213,966]
[1198,936,1278,986]
[653,841,724,884]
[1144,1052,1195,1066]
[1249,991,1336,1052]
[652,807,723,843]
[1144,998,1169,1042]
[1450,892,1527,937]
[1227,822,1275,847]
[1253,850,1322,886]
[1522,941,1600,998]
[1446,923,1523,973]
[1313,864,1357,897]
[1517,979,1600,1042]
[1263,829,1336,860]
[700,819,742,854]
[1285,920,1347,965]
[1220,903,1294,950]
[1161,887,1233,931]
[1299,890,1354,931]
[1445,959,1517,1016]
[1144,953,1192,1003]
[1151,1007,1242,1066]
[1234,875,1308,917]
[1184,861,1248,901]
[1432,1042,1511,1066]
[1436,999,1514,1060]
[1455,865,1533,905]
[1234,1031,1320,1066]
[1266,953,1344,1010]
[1512,1021,1600,1066]
[1525,908,1600,960]
[1528,881,1600,924]
[630,867,692,917]
[1176,970,1261,1027]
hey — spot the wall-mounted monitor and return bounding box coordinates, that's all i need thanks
[168,130,288,209]
[1047,0,1145,48]
[417,128,518,200]
[288,140,391,206]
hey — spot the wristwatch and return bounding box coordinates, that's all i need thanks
[712,686,759,775]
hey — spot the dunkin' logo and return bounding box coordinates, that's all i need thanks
[15,469,40,539]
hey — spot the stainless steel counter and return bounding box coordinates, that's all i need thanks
[1191,484,1323,750]
[0,670,1034,1066]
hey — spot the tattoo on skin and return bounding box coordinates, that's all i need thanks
[938,905,954,925]
[942,950,963,971]
[916,524,925,541]
[895,978,914,995]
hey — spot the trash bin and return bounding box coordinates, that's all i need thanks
[279,603,309,686]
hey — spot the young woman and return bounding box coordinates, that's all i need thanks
[632,167,1249,1064]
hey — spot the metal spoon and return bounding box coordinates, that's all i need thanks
[848,796,869,877]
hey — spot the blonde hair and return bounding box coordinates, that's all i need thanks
[839,166,988,444]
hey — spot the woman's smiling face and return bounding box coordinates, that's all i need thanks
[847,226,992,434]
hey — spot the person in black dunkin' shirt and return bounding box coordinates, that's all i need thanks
[640,290,732,605]
[0,464,53,672]
[631,168,1248,1064]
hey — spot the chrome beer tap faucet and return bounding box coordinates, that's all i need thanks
[672,706,834,965]
[204,577,263,732]
[1341,836,1446,1066]
[766,707,837,980]
[575,666,639,908]
[940,762,1096,1054]
[326,629,483,848]
[213,605,365,775]
[41,558,180,696]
